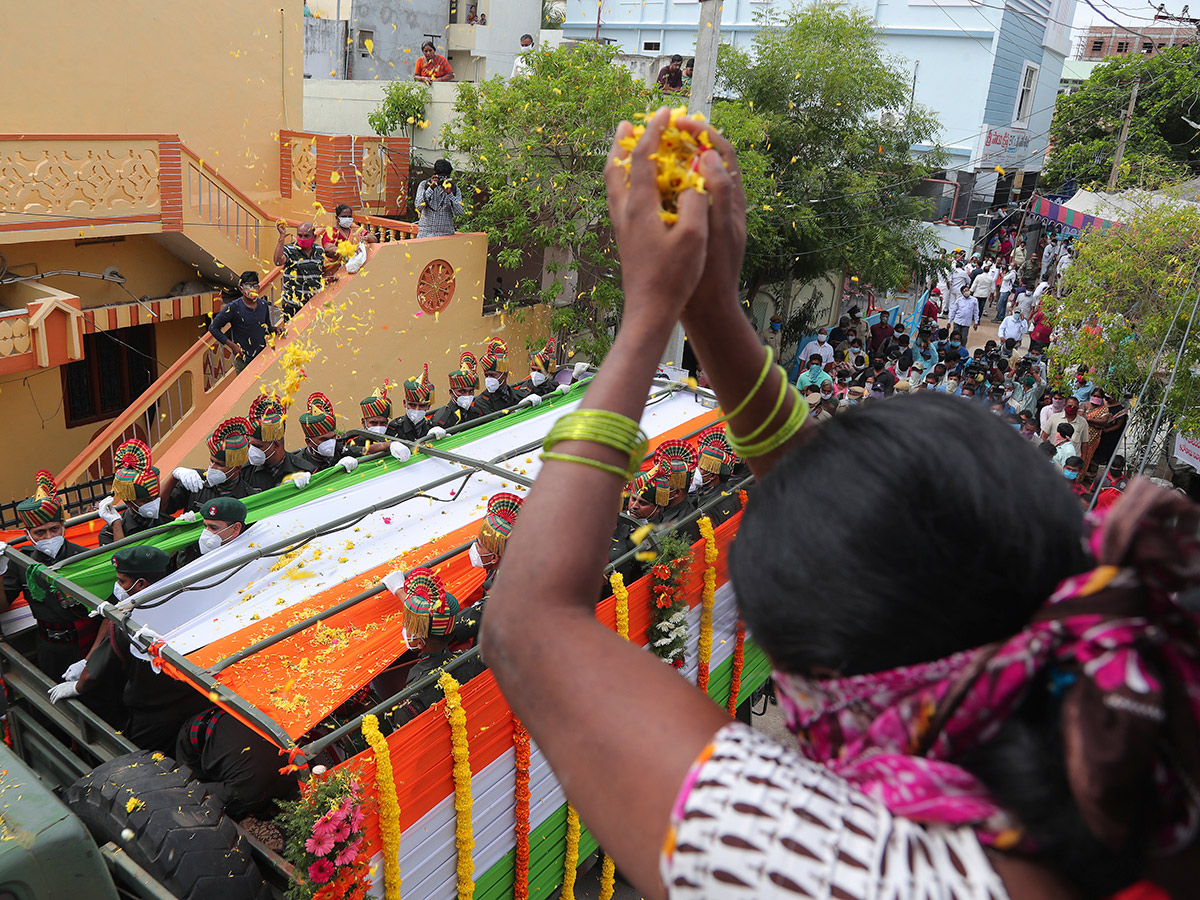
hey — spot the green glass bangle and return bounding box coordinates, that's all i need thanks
[729,389,809,458]
[729,366,788,445]
[717,346,774,423]
[540,451,631,480]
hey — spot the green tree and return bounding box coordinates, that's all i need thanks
[1050,202,1200,443]
[441,41,662,359]
[367,80,431,143]
[1045,44,1200,192]
[714,4,946,302]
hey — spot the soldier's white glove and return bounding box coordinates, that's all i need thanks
[428,426,448,440]
[572,362,590,379]
[62,659,87,682]
[0,542,8,576]
[173,467,204,493]
[389,442,412,463]
[556,383,571,395]
[175,511,199,524]
[290,471,312,490]
[49,681,80,704]
[518,394,542,408]
[337,456,358,473]
[97,496,122,525]
[381,570,406,596]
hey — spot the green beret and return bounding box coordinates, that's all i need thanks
[202,497,247,524]
[112,545,171,576]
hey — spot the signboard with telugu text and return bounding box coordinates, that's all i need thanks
[975,125,1032,169]
[1173,432,1200,472]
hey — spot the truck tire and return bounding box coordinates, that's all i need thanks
[63,750,268,900]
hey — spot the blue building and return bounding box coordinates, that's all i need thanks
[564,0,1075,221]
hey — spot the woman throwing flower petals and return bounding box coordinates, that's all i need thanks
[481,106,1200,900]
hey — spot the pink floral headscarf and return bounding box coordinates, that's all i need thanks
[774,479,1200,852]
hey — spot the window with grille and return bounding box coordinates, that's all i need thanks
[1117,40,1129,52]
[61,325,156,428]
[1013,63,1039,128]
[1091,39,1104,52]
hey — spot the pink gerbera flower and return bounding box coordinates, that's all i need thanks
[308,858,335,884]
[330,818,352,843]
[349,805,365,831]
[334,836,363,867]
[305,831,336,857]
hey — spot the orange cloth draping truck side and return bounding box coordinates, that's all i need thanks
[177,407,723,741]
[343,510,742,860]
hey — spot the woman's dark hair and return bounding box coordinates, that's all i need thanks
[729,393,1146,895]
[335,203,352,217]
[422,40,435,50]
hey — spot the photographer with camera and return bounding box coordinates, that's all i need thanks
[415,158,465,238]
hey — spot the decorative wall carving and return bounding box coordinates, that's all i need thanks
[0,142,160,214]
[0,316,32,359]
[291,137,317,194]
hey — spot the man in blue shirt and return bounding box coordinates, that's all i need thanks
[208,271,282,372]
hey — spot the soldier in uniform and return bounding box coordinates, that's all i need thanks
[608,467,667,587]
[430,353,481,431]
[244,396,317,492]
[298,392,360,475]
[387,364,445,442]
[451,492,523,641]
[0,471,95,679]
[174,497,248,570]
[472,338,520,416]
[55,546,211,753]
[175,707,299,819]
[96,440,173,545]
[513,339,589,407]
[162,417,262,514]
[381,567,485,726]
[346,386,413,464]
[652,439,700,543]
[692,426,742,525]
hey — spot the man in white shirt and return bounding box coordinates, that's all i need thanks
[995,266,1017,322]
[798,326,835,367]
[969,267,994,319]
[997,309,1027,354]
[948,262,970,304]
[1041,395,1089,455]
[947,291,979,346]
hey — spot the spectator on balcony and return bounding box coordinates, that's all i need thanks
[414,41,454,84]
[208,271,281,373]
[656,55,685,92]
[415,159,464,238]
[322,203,378,251]
[274,221,325,318]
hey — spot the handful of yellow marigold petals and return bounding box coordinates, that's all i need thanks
[615,106,713,225]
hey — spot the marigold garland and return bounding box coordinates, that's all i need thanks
[439,672,475,900]
[598,853,616,900]
[727,619,746,716]
[561,805,581,900]
[739,489,749,509]
[360,714,402,900]
[513,720,531,900]
[609,572,629,641]
[696,516,718,693]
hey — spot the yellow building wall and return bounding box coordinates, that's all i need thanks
[0,316,207,504]
[168,233,552,469]
[1,0,303,203]
[0,237,206,312]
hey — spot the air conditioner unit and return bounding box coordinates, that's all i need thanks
[879,109,903,128]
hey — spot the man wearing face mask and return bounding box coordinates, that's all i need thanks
[609,467,664,584]
[652,441,701,544]
[0,471,94,679]
[162,416,260,515]
[387,364,445,442]
[380,568,484,727]
[762,315,783,357]
[274,220,325,318]
[513,339,579,407]
[208,271,281,373]
[344,386,412,465]
[431,352,481,431]
[297,392,360,475]
[96,439,172,545]
[795,354,832,390]
[243,396,318,491]
[53,546,210,753]
[798,327,834,368]
[174,497,248,570]
[1041,395,1088,455]
[472,338,521,416]
[692,427,741,525]
[451,492,523,641]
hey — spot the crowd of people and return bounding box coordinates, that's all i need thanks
[779,239,1127,508]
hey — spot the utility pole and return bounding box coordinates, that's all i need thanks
[689,1,724,119]
[1108,78,1141,190]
